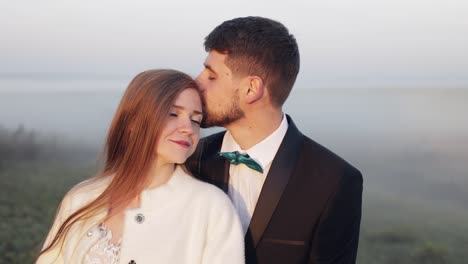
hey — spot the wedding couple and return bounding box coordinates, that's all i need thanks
[37,16,363,264]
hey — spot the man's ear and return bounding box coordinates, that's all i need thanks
[245,76,264,104]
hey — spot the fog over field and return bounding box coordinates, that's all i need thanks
[1,79,467,207]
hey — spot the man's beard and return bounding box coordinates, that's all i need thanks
[201,92,245,128]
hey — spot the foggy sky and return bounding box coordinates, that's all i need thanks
[1,0,468,90]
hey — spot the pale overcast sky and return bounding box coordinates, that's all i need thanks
[1,0,467,89]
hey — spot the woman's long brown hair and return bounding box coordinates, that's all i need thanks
[38,69,199,258]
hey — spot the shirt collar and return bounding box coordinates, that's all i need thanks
[221,113,289,171]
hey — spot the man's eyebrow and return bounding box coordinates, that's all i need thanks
[203,63,217,74]
[173,105,203,115]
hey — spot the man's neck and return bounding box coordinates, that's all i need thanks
[225,110,284,150]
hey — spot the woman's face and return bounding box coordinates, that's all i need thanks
[156,88,203,165]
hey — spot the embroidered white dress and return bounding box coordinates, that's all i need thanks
[83,224,121,264]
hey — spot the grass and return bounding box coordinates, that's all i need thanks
[358,191,468,264]
[0,161,92,263]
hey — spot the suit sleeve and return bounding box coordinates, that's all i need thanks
[308,167,363,264]
[202,190,245,264]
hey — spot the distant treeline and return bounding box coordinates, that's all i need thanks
[0,125,99,166]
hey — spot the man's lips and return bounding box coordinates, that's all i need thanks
[170,140,191,147]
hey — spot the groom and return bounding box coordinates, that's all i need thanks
[186,16,363,264]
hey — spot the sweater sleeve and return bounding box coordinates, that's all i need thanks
[36,191,72,264]
[202,190,245,264]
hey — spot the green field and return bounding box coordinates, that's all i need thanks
[1,161,467,264]
[0,161,93,263]
[358,192,468,264]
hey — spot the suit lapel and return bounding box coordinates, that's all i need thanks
[248,115,304,248]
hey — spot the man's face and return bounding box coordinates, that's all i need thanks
[195,51,245,128]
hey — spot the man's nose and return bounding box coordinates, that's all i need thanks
[195,74,205,92]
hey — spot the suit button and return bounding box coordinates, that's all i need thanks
[135,213,145,224]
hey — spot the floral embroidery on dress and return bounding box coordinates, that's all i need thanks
[83,224,121,264]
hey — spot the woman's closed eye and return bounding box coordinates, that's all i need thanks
[170,112,201,125]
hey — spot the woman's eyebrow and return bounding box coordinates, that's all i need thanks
[173,105,202,115]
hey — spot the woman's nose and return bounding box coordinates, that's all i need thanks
[178,118,194,134]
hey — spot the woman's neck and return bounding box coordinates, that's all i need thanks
[146,161,176,189]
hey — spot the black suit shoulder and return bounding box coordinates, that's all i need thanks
[300,135,362,185]
[200,130,226,145]
[185,131,226,182]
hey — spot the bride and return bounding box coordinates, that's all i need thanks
[36,69,244,264]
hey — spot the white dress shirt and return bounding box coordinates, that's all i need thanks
[220,114,288,234]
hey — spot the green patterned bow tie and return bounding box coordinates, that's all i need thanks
[218,151,264,173]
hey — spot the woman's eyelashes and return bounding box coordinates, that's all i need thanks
[169,112,201,125]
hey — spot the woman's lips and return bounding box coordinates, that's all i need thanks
[170,140,190,147]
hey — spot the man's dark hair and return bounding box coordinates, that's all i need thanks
[204,16,300,107]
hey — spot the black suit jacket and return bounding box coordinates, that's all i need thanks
[186,115,363,264]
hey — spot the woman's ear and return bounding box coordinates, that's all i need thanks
[245,76,264,104]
